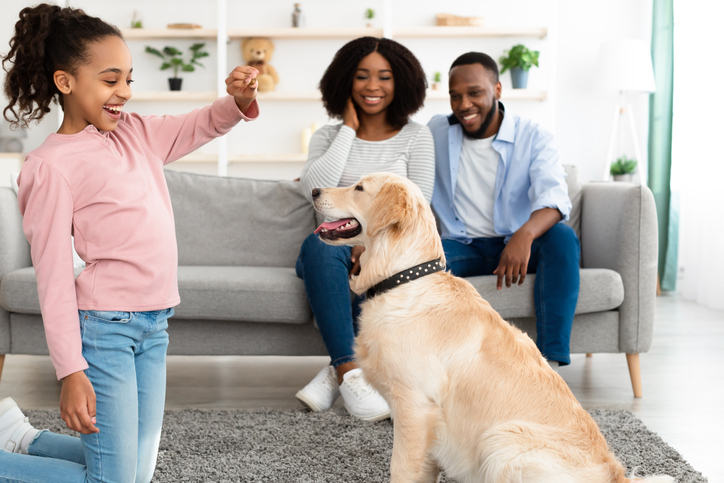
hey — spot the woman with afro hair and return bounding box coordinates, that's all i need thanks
[295,37,435,421]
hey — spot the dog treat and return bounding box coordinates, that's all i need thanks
[249,77,257,86]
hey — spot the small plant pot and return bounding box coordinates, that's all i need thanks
[510,67,529,89]
[366,22,373,28]
[613,174,634,182]
[431,83,439,90]
[168,78,183,91]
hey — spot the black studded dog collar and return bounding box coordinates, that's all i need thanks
[365,258,445,300]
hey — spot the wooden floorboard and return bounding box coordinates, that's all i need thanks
[1,293,721,480]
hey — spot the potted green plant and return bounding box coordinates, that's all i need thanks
[145,43,209,91]
[365,8,375,28]
[499,44,539,89]
[610,156,638,182]
[432,71,442,90]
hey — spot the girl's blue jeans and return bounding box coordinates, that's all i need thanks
[296,233,362,368]
[443,224,580,365]
[0,308,173,483]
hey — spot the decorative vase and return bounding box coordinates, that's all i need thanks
[292,3,305,28]
[168,78,183,91]
[510,67,529,89]
[613,174,633,182]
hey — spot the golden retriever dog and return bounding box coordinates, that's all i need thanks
[311,173,673,483]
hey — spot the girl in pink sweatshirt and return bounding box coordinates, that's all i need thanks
[0,4,258,482]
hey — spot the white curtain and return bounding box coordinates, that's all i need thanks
[672,0,724,310]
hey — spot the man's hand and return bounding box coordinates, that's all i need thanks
[343,98,360,131]
[60,371,99,434]
[494,231,533,290]
[493,207,563,290]
[350,246,365,276]
[225,66,259,114]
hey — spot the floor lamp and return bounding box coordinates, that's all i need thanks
[597,39,656,181]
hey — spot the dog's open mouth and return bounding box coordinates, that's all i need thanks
[314,218,362,240]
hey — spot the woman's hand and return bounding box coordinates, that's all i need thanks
[350,246,365,275]
[60,371,99,434]
[343,98,360,131]
[226,66,259,114]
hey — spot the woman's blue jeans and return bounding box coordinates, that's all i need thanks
[0,308,173,483]
[296,233,362,368]
[443,224,580,365]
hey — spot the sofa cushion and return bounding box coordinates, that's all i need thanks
[467,268,623,319]
[174,266,311,323]
[0,266,312,325]
[562,164,583,240]
[1,266,622,322]
[165,170,316,268]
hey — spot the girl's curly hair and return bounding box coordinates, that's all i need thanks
[2,3,122,129]
[319,37,427,130]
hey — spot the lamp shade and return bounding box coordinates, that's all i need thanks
[596,39,656,92]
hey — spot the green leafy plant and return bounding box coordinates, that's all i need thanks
[145,43,209,78]
[365,8,375,20]
[433,71,442,83]
[610,156,638,175]
[131,11,142,29]
[499,44,540,74]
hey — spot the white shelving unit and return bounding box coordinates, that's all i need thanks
[121,0,553,177]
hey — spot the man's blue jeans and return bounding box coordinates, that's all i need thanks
[0,308,173,483]
[296,233,362,368]
[443,224,580,365]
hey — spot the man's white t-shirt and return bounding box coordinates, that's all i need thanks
[454,134,500,238]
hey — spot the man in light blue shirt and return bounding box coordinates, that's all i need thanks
[428,52,580,367]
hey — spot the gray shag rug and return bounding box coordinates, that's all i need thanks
[26,408,707,482]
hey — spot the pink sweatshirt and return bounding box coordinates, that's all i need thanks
[17,95,259,380]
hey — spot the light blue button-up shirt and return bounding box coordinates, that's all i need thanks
[429,103,571,244]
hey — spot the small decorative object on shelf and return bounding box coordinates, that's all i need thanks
[499,44,539,89]
[0,124,27,153]
[145,43,209,91]
[130,10,142,29]
[167,23,203,29]
[292,3,305,28]
[242,38,279,92]
[365,8,375,28]
[301,122,322,154]
[435,13,484,27]
[610,156,637,182]
[431,71,442,90]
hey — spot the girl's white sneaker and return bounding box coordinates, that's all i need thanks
[295,365,340,412]
[0,397,39,454]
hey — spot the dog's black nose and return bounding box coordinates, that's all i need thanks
[312,188,320,198]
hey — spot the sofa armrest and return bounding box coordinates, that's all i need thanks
[580,182,658,354]
[0,187,32,353]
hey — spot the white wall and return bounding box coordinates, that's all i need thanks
[0,0,652,183]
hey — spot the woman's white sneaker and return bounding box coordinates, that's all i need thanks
[339,368,391,421]
[0,397,40,454]
[296,365,340,412]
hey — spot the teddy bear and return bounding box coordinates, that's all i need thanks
[241,37,279,92]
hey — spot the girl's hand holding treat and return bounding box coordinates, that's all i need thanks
[226,66,259,114]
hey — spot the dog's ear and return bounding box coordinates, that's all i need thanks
[367,181,415,238]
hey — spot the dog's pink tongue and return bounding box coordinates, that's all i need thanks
[314,218,354,234]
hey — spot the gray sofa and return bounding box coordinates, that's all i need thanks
[0,168,658,397]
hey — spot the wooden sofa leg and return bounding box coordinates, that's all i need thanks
[586,353,593,357]
[0,354,5,383]
[626,353,642,398]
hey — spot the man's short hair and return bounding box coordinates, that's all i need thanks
[449,52,499,84]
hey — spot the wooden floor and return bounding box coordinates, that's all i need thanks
[1,294,721,481]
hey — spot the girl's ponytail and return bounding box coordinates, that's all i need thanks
[2,4,121,128]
